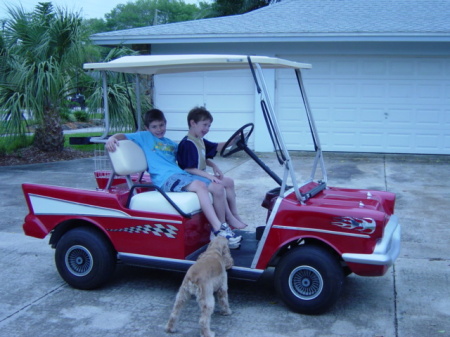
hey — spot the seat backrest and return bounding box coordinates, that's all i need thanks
[108,140,147,176]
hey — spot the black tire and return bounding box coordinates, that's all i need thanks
[55,227,116,290]
[274,245,344,315]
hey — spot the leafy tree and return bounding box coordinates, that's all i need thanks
[0,3,91,151]
[104,0,199,32]
[0,3,146,152]
[206,0,269,17]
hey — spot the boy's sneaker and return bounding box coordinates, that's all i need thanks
[211,224,241,249]
[220,223,242,243]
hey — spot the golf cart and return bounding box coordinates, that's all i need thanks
[22,55,400,315]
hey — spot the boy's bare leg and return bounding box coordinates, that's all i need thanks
[186,180,222,232]
[222,177,247,229]
[224,201,247,229]
[207,182,227,224]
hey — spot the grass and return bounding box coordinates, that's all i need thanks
[0,131,106,155]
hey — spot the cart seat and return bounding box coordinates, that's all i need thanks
[107,139,203,216]
[129,190,202,215]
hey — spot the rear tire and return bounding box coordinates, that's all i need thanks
[55,227,116,289]
[274,245,344,315]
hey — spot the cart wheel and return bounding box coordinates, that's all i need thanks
[55,227,116,290]
[274,245,344,315]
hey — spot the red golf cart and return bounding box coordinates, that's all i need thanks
[22,55,400,314]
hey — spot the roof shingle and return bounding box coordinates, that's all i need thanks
[91,0,450,44]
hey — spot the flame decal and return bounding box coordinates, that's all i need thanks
[331,216,376,234]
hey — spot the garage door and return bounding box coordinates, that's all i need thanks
[154,70,255,144]
[276,55,450,154]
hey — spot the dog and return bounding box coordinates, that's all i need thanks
[165,236,234,337]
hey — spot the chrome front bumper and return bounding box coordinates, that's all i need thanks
[342,215,401,266]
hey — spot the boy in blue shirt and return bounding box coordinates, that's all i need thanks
[177,106,247,232]
[105,108,241,247]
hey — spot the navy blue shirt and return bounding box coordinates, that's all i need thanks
[177,135,218,170]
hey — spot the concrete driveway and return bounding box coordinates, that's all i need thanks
[0,151,449,337]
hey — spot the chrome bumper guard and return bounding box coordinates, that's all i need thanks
[342,215,401,266]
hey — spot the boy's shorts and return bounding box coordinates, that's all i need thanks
[162,173,211,192]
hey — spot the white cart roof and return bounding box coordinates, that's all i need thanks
[83,54,311,75]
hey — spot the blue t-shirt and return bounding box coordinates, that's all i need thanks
[177,135,218,170]
[125,131,185,187]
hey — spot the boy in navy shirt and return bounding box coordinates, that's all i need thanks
[177,106,247,236]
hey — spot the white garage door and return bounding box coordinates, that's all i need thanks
[276,55,450,154]
[154,70,255,144]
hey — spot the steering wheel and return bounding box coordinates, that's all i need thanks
[220,123,254,157]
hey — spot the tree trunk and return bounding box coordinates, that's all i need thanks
[34,108,65,152]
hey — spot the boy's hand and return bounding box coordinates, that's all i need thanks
[209,175,222,184]
[105,137,119,152]
[213,167,224,180]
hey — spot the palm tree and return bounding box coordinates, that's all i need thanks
[0,3,89,152]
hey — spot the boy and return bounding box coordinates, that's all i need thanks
[177,106,247,231]
[105,109,240,247]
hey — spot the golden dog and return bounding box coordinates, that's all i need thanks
[165,236,234,337]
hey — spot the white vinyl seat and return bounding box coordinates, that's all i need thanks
[107,140,202,216]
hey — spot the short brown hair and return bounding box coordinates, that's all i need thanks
[144,109,166,128]
[187,106,213,127]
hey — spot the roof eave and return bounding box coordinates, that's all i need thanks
[91,33,450,46]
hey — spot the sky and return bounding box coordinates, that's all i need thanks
[0,0,208,20]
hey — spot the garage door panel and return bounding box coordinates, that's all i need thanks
[416,133,441,152]
[283,130,314,150]
[205,94,254,113]
[205,71,254,94]
[277,55,450,154]
[386,133,413,150]
[158,94,205,110]
[156,73,203,93]
[416,109,441,127]
[417,60,444,77]
[361,59,387,75]
[360,108,386,125]
[361,83,386,98]
[359,133,386,151]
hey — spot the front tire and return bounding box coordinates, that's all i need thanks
[55,227,116,290]
[274,245,344,315]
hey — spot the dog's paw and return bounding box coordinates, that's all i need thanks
[220,309,232,316]
[165,323,176,333]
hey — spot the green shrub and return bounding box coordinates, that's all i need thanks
[74,111,89,122]
[0,135,33,154]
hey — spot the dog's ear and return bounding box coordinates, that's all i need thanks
[220,239,234,269]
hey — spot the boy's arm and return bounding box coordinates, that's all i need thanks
[105,133,127,152]
[215,141,226,153]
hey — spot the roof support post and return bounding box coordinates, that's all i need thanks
[252,60,302,202]
[135,74,142,131]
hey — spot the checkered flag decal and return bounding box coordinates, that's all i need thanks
[108,224,178,238]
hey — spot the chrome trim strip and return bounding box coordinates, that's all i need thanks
[272,225,371,238]
[119,252,194,265]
